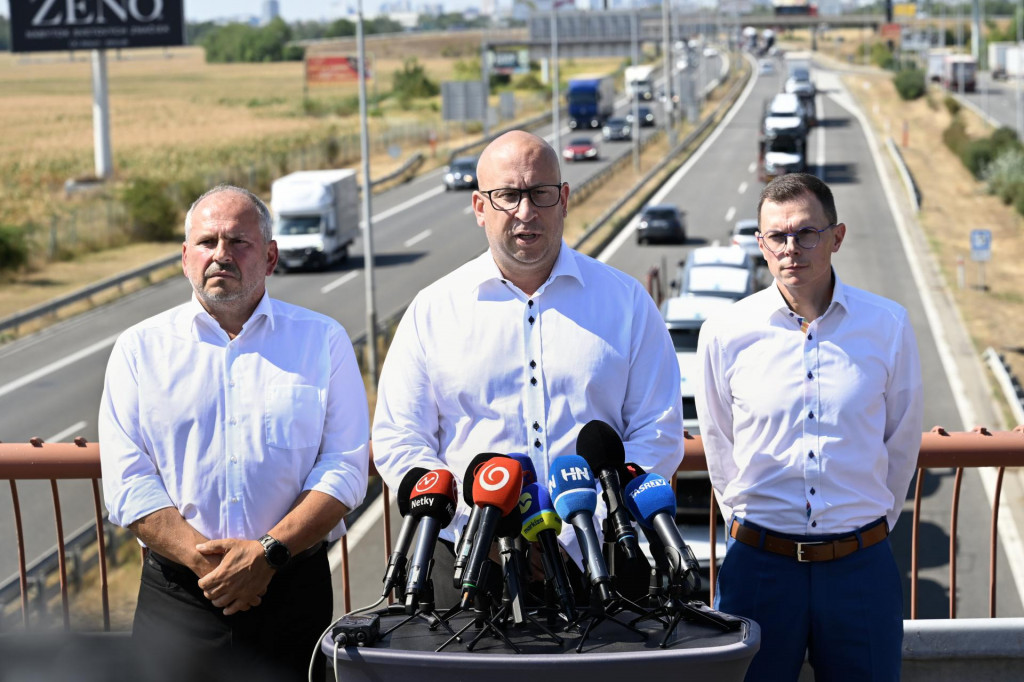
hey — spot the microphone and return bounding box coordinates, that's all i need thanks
[460,457,523,608]
[381,467,430,598]
[548,454,613,605]
[520,481,576,620]
[403,469,458,613]
[453,453,501,589]
[507,453,538,486]
[576,419,640,561]
[496,507,526,624]
[623,472,701,597]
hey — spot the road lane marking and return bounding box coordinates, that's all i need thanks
[362,185,446,227]
[404,229,432,248]
[748,162,756,174]
[738,181,748,194]
[46,421,87,443]
[0,333,120,400]
[463,205,475,215]
[320,271,359,295]
[725,206,736,222]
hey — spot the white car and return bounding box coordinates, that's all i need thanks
[731,219,762,264]
[676,245,759,302]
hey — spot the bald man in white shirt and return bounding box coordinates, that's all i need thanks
[99,185,369,680]
[373,130,684,607]
[696,173,923,681]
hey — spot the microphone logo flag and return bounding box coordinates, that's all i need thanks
[518,491,533,515]
[478,462,511,491]
[414,471,439,492]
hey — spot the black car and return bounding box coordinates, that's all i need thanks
[627,106,656,128]
[602,117,632,141]
[636,204,686,244]
[443,156,478,191]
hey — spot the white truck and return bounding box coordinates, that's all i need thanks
[624,64,655,101]
[271,169,360,271]
[989,41,1013,80]
[927,48,954,82]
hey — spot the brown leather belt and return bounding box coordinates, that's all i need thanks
[729,518,888,563]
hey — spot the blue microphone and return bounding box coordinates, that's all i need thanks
[548,454,612,604]
[624,472,701,595]
[507,453,538,486]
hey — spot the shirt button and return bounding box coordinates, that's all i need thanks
[806,371,813,379]
[808,411,814,419]
[533,422,540,431]
[229,381,235,388]
[808,451,815,458]
[534,439,542,449]
[808,334,813,340]
[231,497,238,503]
[528,299,534,307]
[530,360,536,368]
[229,418,237,425]
[811,521,818,528]
[231,456,238,463]
[528,316,535,324]
[530,377,537,386]
[810,487,816,495]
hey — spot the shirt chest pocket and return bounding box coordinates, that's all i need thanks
[265,384,324,450]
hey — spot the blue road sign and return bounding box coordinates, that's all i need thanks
[970,229,992,262]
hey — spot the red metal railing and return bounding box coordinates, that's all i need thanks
[2,426,1023,629]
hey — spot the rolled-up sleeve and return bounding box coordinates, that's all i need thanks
[98,333,174,528]
[302,326,370,515]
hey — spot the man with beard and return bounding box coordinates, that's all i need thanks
[99,185,369,680]
[372,131,683,607]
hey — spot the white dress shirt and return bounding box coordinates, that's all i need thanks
[373,244,684,564]
[99,292,369,542]
[695,273,923,535]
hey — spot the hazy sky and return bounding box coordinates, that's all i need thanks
[0,1,478,22]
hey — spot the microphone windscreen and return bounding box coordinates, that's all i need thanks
[623,473,676,528]
[576,419,626,472]
[519,482,561,541]
[397,467,431,516]
[462,453,501,505]
[496,506,524,538]
[548,454,597,521]
[472,457,523,515]
[507,453,538,486]
[408,469,458,525]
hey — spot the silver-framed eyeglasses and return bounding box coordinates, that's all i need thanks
[757,224,837,254]
[480,183,564,211]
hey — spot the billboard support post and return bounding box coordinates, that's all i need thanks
[91,50,113,180]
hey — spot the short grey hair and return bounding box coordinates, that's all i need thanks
[184,185,273,242]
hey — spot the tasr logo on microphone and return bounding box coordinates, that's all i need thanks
[629,476,668,498]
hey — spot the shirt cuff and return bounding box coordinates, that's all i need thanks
[110,475,175,528]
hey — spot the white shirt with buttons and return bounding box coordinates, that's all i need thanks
[695,272,923,535]
[99,293,369,542]
[372,244,684,565]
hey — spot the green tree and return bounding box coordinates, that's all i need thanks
[121,179,179,242]
[392,57,440,106]
[893,68,926,100]
[326,18,356,38]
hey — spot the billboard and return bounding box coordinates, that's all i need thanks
[9,0,186,53]
[306,56,371,86]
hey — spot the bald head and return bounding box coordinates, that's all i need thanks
[477,131,561,189]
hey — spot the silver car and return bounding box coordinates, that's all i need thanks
[730,219,762,265]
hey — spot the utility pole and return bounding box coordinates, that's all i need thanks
[552,9,561,155]
[357,0,378,388]
[662,0,675,146]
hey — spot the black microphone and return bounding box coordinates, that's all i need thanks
[452,453,501,589]
[381,467,430,598]
[460,457,523,608]
[576,419,641,561]
[496,507,526,624]
[403,469,458,613]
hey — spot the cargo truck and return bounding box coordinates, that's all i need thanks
[567,74,616,129]
[271,169,360,271]
[942,54,977,92]
[926,48,954,82]
[758,115,807,182]
[624,64,655,101]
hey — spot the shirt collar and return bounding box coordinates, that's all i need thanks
[468,241,584,294]
[764,268,849,321]
[185,290,275,338]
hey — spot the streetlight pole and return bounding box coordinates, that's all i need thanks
[356,0,378,388]
[662,0,675,146]
[631,5,641,172]
[552,9,561,155]
[1017,0,1023,139]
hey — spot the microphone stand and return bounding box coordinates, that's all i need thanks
[567,579,649,653]
[380,574,460,640]
[437,561,523,653]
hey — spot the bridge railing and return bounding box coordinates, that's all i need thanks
[2,427,1023,630]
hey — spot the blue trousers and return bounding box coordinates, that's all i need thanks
[714,518,903,682]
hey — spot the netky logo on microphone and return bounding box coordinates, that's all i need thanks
[628,477,667,498]
[414,471,439,492]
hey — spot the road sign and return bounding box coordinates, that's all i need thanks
[970,229,992,262]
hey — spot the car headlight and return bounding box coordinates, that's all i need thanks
[603,127,610,133]
[623,126,631,134]
[586,149,597,157]
[445,173,454,182]
[463,174,473,182]
[640,221,649,229]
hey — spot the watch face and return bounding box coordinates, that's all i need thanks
[266,543,289,567]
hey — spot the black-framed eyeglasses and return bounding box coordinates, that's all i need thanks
[757,224,837,254]
[479,183,564,211]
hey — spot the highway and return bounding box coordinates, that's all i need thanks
[2,52,1021,623]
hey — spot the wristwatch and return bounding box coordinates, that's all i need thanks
[259,534,291,570]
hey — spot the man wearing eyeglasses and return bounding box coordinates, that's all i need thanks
[373,130,684,608]
[695,173,923,681]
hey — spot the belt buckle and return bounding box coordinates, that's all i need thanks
[795,540,827,562]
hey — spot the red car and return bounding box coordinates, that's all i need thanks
[562,137,600,162]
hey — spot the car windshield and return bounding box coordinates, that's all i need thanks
[644,209,678,221]
[276,216,321,236]
[669,327,701,353]
[735,225,758,236]
[450,161,475,172]
[685,267,750,297]
[570,138,592,146]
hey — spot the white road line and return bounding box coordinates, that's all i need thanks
[363,185,446,227]
[462,205,475,215]
[404,229,432,248]
[46,421,88,443]
[598,55,761,262]
[320,271,359,295]
[738,181,748,194]
[725,206,736,222]
[0,334,120,400]
[747,161,757,174]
